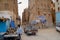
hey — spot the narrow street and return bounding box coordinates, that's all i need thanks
[22,28,60,40]
[0,0,60,40]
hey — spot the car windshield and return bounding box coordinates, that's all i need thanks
[26,26,32,30]
[26,25,37,30]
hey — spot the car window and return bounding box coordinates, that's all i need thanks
[56,23,60,27]
[26,26,32,29]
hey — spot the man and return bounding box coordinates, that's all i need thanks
[39,15,47,28]
[16,25,23,40]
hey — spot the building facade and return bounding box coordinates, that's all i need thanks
[55,0,60,12]
[50,1,56,25]
[55,0,60,25]
[22,8,29,25]
[0,0,18,24]
[28,0,54,27]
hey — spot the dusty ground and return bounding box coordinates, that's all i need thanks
[21,28,60,40]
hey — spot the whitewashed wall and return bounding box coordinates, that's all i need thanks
[0,11,13,20]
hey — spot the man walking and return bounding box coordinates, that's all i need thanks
[16,25,23,40]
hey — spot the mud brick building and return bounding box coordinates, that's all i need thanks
[0,0,18,24]
[28,0,55,27]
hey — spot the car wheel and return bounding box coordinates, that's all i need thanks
[33,33,36,35]
[56,29,60,32]
[24,31,27,33]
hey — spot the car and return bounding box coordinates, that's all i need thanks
[56,23,60,32]
[24,25,38,35]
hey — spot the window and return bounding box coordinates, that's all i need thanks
[38,11,40,15]
[0,0,2,2]
[44,14,46,16]
[5,3,8,10]
[58,7,59,11]
[58,7,60,11]
[13,0,15,4]
[56,0,58,2]
[38,8,39,10]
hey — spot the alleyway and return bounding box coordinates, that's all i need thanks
[22,28,60,40]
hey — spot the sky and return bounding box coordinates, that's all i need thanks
[17,0,55,20]
[17,0,28,20]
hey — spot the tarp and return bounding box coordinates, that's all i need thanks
[37,16,46,23]
[37,16,45,20]
[0,21,8,32]
[10,20,15,28]
[56,12,60,23]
